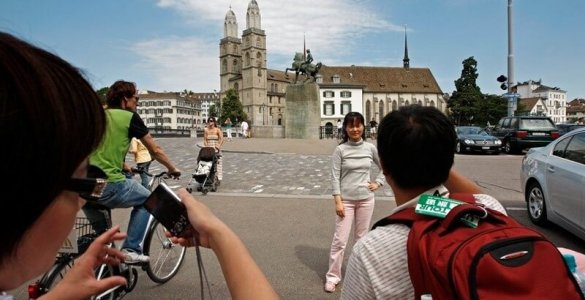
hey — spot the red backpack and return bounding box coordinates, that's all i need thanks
[372,193,584,300]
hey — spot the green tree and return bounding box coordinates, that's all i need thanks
[96,87,109,106]
[219,88,247,124]
[448,57,483,125]
[474,94,508,126]
[209,104,219,118]
[448,57,507,126]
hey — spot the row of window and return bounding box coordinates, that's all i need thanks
[323,91,352,98]
[323,101,352,116]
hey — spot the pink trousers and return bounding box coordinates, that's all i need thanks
[325,196,375,284]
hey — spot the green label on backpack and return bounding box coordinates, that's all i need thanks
[416,195,462,218]
[416,194,479,228]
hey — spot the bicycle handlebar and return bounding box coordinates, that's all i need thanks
[131,167,180,179]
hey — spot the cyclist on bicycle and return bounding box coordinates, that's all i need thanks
[86,80,181,264]
[0,32,127,299]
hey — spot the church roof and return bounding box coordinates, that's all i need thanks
[267,69,290,82]
[317,65,443,94]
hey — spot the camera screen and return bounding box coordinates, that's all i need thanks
[145,183,190,236]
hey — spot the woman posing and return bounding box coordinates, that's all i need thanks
[204,117,224,182]
[324,112,386,293]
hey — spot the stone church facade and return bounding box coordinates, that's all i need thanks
[220,0,446,134]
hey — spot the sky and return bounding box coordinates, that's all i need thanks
[1,0,584,99]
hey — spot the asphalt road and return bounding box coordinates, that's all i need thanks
[10,137,585,299]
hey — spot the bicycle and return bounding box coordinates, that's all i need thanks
[28,170,186,299]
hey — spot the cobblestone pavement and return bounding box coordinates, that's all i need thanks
[149,137,395,200]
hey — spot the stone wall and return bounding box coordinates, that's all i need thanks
[250,125,285,138]
[285,83,321,139]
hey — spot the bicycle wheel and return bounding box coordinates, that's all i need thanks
[34,256,74,297]
[143,219,187,283]
[90,264,119,300]
[36,256,118,300]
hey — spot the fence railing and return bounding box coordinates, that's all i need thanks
[319,126,372,139]
[149,128,191,138]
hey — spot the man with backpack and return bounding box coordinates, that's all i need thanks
[340,105,583,299]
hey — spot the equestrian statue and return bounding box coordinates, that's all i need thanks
[285,49,322,84]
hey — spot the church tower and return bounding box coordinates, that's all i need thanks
[403,26,410,69]
[241,0,267,126]
[219,7,241,99]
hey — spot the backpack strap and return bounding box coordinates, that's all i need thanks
[371,207,422,229]
[371,193,477,230]
[448,192,476,204]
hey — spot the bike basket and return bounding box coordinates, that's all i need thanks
[58,216,110,254]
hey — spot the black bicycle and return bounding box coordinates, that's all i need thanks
[28,171,186,299]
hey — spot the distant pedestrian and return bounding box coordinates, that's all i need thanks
[369,118,378,139]
[324,112,386,293]
[205,117,224,182]
[241,120,249,138]
[224,117,233,141]
[336,119,342,140]
[128,137,152,188]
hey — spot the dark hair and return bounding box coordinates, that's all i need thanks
[377,105,456,189]
[0,32,106,263]
[340,112,367,144]
[208,117,216,124]
[106,80,137,108]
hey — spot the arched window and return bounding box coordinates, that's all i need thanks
[245,52,251,66]
[233,59,239,73]
[378,100,385,119]
[392,100,397,111]
[222,59,228,73]
[366,100,371,121]
[256,37,262,47]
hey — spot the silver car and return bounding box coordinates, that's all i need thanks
[521,127,585,241]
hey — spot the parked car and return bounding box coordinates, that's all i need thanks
[491,116,560,154]
[556,123,585,136]
[455,126,501,154]
[521,127,585,241]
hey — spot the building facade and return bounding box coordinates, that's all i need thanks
[316,65,445,128]
[515,80,567,123]
[136,92,221,130]
[219,0,288,127]
[220,0,445,135]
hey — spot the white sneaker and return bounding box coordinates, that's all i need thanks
[122,249,149,264]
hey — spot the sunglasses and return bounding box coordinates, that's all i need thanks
[64,165,107,200]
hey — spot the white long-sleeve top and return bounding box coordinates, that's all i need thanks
[331,139,385,200]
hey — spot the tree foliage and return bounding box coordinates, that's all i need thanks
[96,87,109,106]
[219,88,247,124]
[448,57,507,126]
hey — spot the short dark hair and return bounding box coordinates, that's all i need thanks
[377,105,456,189]
[0,32,106,263]
[340,112,367,144]
[106,80,137,108]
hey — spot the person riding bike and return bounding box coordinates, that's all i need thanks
[85,80,181,264]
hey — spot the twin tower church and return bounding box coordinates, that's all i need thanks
[219,0,446,137]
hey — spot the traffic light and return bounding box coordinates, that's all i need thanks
[497,75,508,90]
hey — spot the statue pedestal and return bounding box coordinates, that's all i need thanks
[285,83,320,139]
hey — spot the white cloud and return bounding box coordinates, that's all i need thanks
[131,36,218,92]
[139,0,403,92]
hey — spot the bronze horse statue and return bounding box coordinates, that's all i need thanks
[285,52,322,83]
